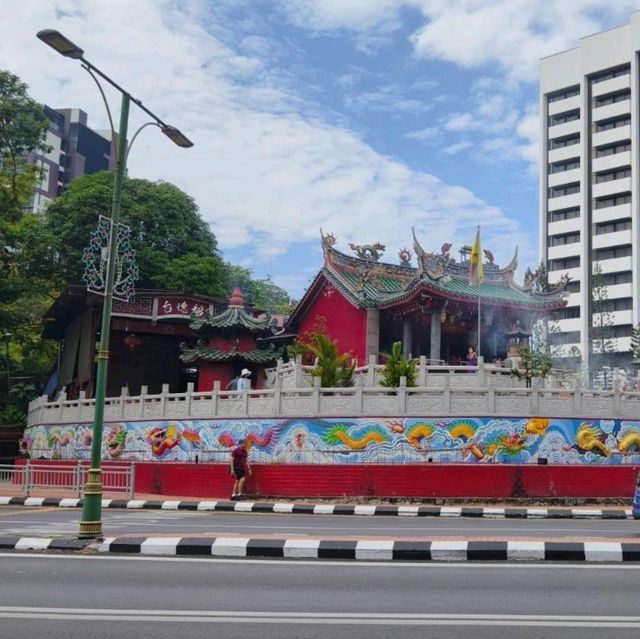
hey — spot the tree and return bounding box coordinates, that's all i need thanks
[380,341,416,388]
[307,333,355,388]
[510,345,552,388]
[0,69,50,218]
[224,264,294,313]
[44,171,227,296]
[591,262,615,363]
[631,325,640,365]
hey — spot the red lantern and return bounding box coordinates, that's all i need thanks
[123,334,142,351]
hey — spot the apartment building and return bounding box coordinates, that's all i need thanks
[27,107,114,213]
[540,12,640,370]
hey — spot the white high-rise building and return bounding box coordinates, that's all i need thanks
[540,12,640,371]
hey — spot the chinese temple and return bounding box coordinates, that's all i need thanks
[287,231,568,364]
[42,286,279,398]
[180,288,281,391]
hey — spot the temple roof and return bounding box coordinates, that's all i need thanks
[189,288,276,334]
[179,341,281,364]
[288,231,567,325]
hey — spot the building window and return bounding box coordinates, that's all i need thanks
[549,331,580,345]
[549,232,580,246]
[549,183,580,198]
[593,245,632,260]
[594,89,631,107]
[595,219,631,234]
[549,110,580,126]
[594,141,631,157]
[600,271,632,285]
[598,298,633,312]
[594,193,631,209]
[595,167,631,183]
[548,86,580,102]
[549,207,580,222]
[591,65,630,84]
[550,134,580,149]
[550,158,580,173]
[565,280,580,293]
[611,325,633,338]
[550,257,580,271]
[552,306,581,320]
[594,115,630,132]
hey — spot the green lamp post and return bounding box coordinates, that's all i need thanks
[37,29,193,539]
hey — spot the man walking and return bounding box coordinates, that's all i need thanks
[230,438,251,500]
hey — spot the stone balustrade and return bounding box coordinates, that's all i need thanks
[27,360,640,426]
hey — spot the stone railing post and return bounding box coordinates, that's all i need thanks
[294,355,304,388]
[119,386,128,419]
[398,376,407,413]
[443,374,451,412]
[529,380,540,414]
[487,387,495,414]
[572,377,582,414]
[140,385,148,418]
[273,383,282,416]
[477,356,485,388]
[78,391,86,421]
[213,380,220,417]
[58,389,67,422]
[613,387,621,418]
[418,356,427,387]
[367,354,377,386]
[186,382,194,417]
[353,385,363,414]
[160,383,169,417]
[312,376,321,413]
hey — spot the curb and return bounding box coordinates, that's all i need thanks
[0,496,634,520]
[1,535,639,562]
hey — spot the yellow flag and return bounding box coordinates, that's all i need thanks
[468,226,484,286]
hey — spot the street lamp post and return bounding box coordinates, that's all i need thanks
[37,29,193,539]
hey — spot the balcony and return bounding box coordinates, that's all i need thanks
[592,229,632,250]
[592,177,631,199]
[548,217,580,237]
[556,317,582,333]
[548,119,581,139]
[548,94,581,116]
[548,144,582,164]
[592,125,631,149]
[604,282,633,300]
[548,168,581,188]
[591,74,630,98]
[592,99,631,121]
[592,202,632,224]
[548,243,581,260]
[547,192,581,211]
[595,256,632,273]
[592,150,631,173]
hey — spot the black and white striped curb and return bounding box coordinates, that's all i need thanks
[1,535,640,562]
[0,496,634,520]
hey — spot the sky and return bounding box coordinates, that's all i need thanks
[2,0,640,298]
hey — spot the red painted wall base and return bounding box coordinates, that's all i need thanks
[17,460,640,500]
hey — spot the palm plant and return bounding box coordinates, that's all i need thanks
[307,333,355,388]
[380,341,416,387]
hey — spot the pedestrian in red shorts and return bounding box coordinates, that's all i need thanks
[230,438,251,500]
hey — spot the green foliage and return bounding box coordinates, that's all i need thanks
[287,316,327,364]
[509,346,552,388]
[0,69,50,216]
[591,262,615,360]
[44,171,226,295]
[307,333,355,388]
[380,341,416,387]
[224,264,294,313]
[631,325,640,364]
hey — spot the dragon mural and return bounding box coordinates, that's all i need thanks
[22,417,640,465]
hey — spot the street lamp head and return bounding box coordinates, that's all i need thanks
[161,125,194,148]
[36,29,84,59]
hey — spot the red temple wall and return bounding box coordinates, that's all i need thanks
[198,363,235,392]
[298,284,367,362]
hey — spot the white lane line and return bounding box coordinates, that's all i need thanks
[0,607,638,627]
[2,552,640,570]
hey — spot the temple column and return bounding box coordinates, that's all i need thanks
[402,320,412,357]
[365,310,380,360]
[430,311,441,362]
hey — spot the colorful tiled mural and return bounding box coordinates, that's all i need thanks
[23,417,640,464]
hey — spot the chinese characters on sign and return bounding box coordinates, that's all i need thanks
[157,298,209,318]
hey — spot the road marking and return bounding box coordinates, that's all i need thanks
[0,606,638,627]
[2,552,640,570]
[0,507,61,517]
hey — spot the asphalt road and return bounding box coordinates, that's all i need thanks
[0,506,638,540]
[0,553,639,639]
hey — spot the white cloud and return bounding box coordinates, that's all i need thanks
[1,0,556,288]
[444,112,476,132]
[404,125,440,142]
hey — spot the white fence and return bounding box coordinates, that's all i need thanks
[27,357,640,426]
